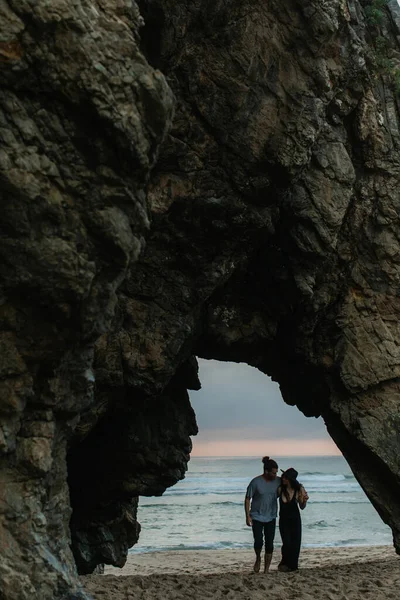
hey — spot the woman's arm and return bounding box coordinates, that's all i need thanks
[297,485,309,509]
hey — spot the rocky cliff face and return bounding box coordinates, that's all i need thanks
[1,1,400,598]
[0,1,173,597]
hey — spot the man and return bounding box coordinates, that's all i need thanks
[244,456,280,573]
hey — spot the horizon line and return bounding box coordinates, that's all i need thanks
[190,453,343,459]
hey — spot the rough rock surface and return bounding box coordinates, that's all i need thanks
[1,0,400,598]
[0,0,173,598]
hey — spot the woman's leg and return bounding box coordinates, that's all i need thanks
[279,517,291,569]
[289,517,302,571]
[282,517,301,571]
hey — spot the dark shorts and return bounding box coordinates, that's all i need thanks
[252,519,276,553]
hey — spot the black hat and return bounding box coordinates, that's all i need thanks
[281,467,298,482]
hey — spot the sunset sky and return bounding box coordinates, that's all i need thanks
[189,359,341,458]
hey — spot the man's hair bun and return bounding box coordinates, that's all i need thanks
[262,456,278,471]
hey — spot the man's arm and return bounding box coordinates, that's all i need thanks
[244,496,252,526]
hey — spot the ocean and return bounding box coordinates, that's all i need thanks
[131,455,392,554]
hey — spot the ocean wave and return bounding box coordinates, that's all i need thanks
[209,501,242,506]
[162,475,361,497]
[305,486,361,493]
[139,499,369,514]
[128,540,390,554]
[309,499,369,504]
[176,476,249,484]
[301,474,347,481]
[140,500,243,509]
[305,520,331,529]
[161,484,361,497]
[129,541,253,554]
[303,539,373,548]
[163,489,245,497]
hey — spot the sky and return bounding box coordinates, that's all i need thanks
[189,359,341,457]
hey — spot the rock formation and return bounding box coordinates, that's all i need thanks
[1,0,400,598]
[0,0,173,597]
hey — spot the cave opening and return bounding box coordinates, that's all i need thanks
[133,359,392,555]
[189,358,335,458]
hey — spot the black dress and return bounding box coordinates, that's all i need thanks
[278,490,302,571]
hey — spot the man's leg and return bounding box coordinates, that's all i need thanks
[263,519,276,573]
[251,520,263,572]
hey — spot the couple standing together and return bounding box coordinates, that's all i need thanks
[244,456,309,573]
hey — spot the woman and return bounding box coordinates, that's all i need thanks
[278,467,308,572]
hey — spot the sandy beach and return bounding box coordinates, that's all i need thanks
[82,545,400,599]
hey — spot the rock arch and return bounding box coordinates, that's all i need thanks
[1,1,400,598]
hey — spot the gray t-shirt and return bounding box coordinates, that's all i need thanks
[246,475,281,523]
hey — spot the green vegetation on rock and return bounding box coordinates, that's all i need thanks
[365,0,400,94]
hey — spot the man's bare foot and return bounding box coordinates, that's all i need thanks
[253,556,261,573]
[264,553,273,573]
